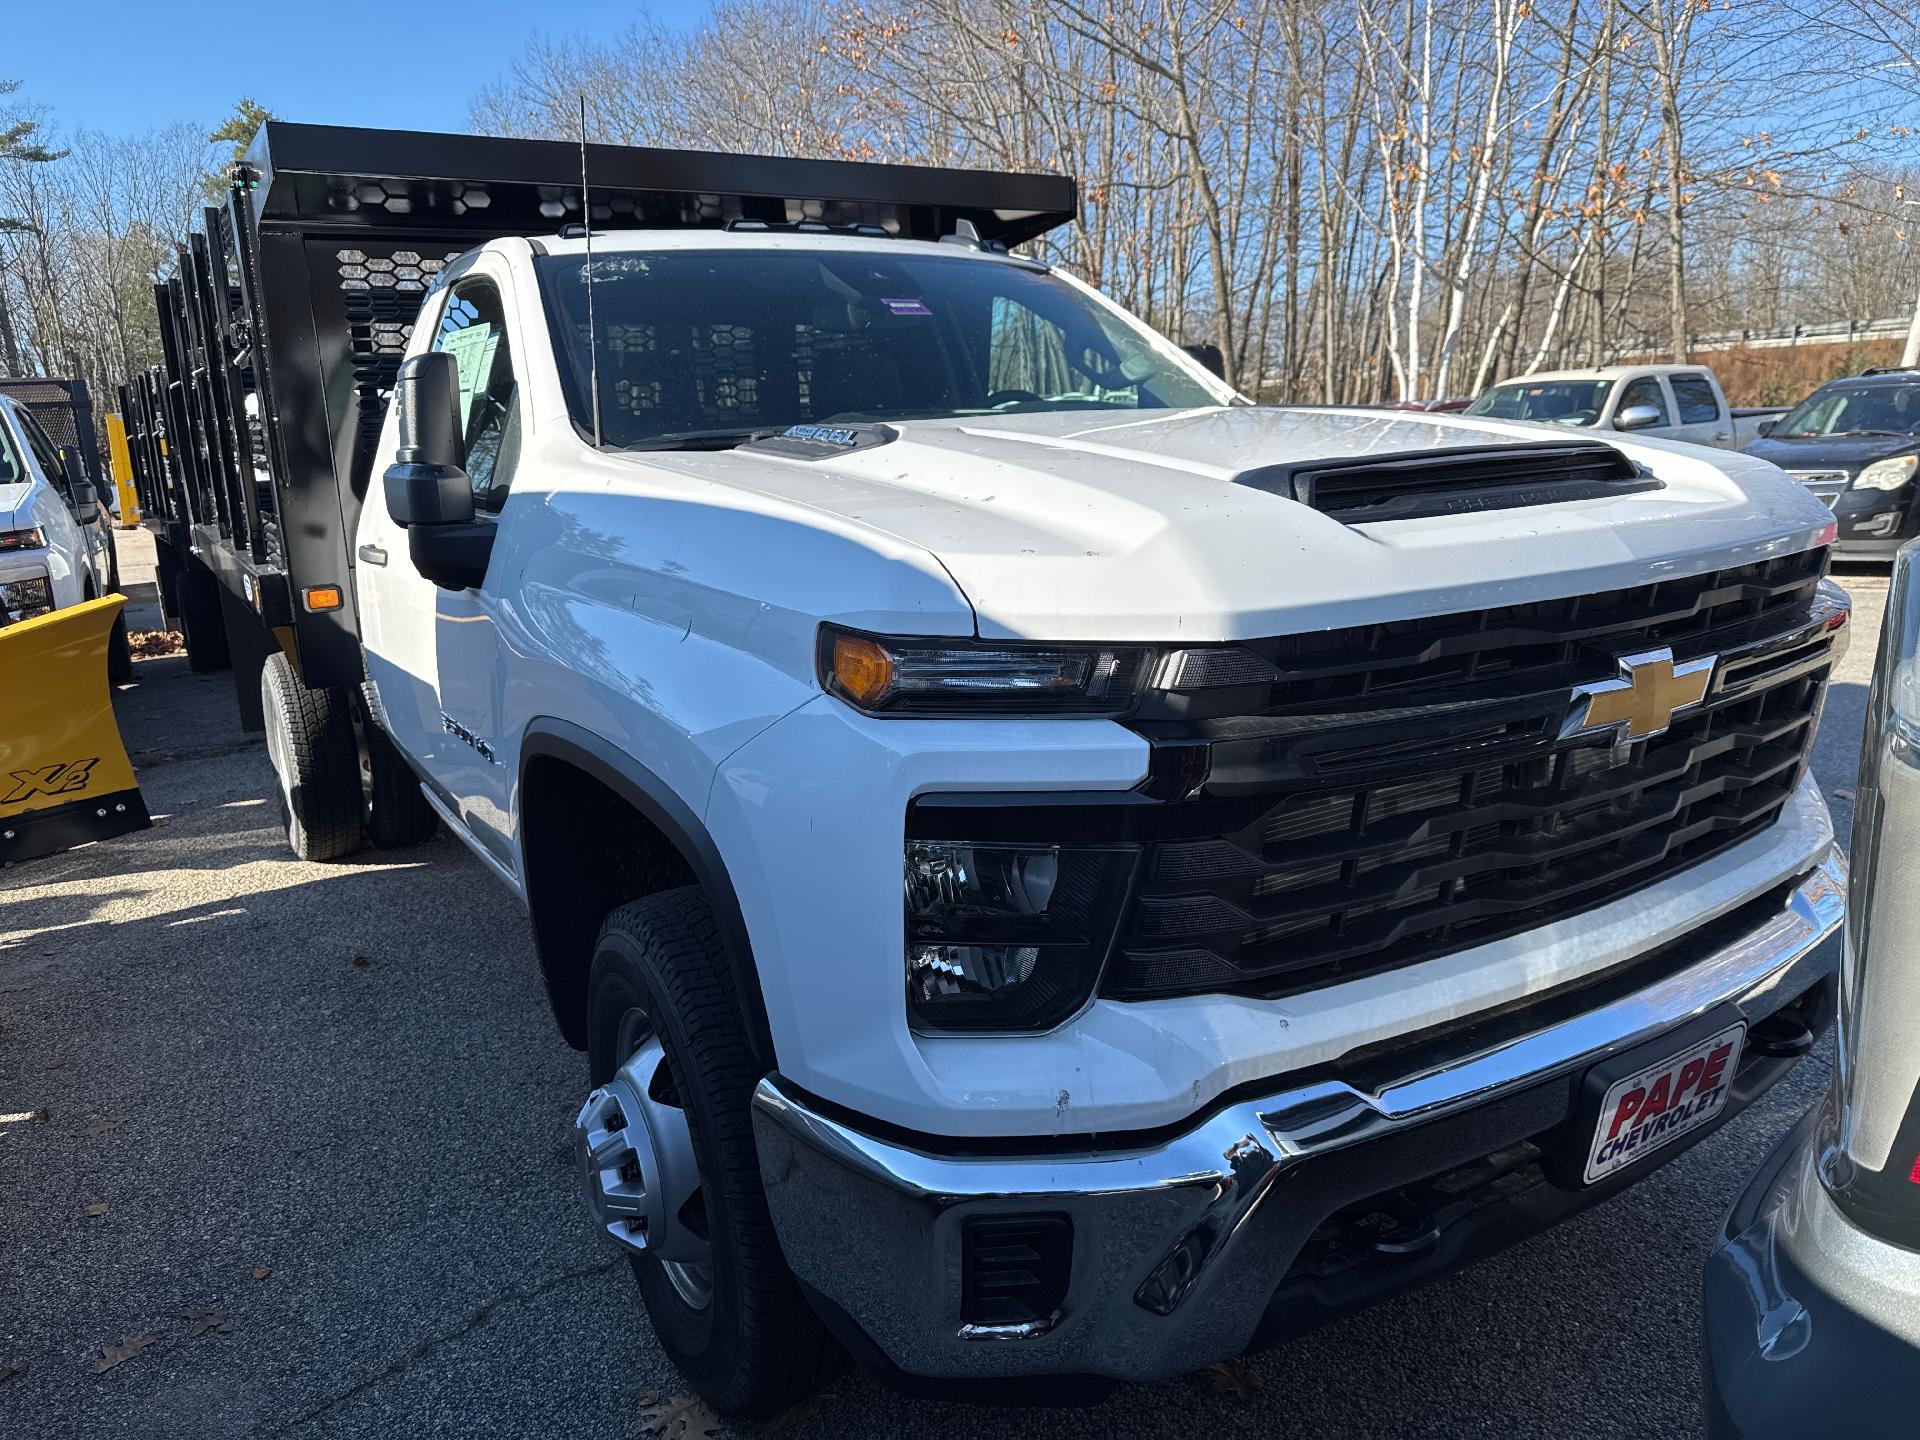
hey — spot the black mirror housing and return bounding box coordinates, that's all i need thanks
[1181,342,1226,380]
[385,458,475,528]
[61,448,103,524]
[382,351,493,589]
[384,352,474,527]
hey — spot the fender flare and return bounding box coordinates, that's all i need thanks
[517,718,778,1068]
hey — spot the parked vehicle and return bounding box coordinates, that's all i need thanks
[1465,364,1784,449]
[0,388,145,864]
[1740,367,1920,560]
[1701,536,1920,1437]
[0,392,131,681]
[0,376,121,587]
[124,123,1850,1418]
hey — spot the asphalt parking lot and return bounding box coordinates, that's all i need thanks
[0,532,1888,1440]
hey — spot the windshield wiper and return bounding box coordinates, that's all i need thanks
[1836,429,1907,438]
[622,426,787,452]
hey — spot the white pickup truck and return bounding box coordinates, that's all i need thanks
[132,126,1850,1419]
[0,393,130,681]
[1465,364,1784,450]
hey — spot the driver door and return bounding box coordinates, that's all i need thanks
[357,258,525,870]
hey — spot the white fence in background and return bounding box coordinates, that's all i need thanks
[1617,315,1912,358]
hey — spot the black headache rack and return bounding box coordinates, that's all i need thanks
[0,376,103,485]
[116,121,1077,713]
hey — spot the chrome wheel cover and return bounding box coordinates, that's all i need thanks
[574,1018,713,1309]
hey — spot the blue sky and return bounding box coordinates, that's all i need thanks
[10,1,710,136]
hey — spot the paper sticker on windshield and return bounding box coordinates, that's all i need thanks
[884,298,931,316]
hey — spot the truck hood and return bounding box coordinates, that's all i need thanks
[0,480,31,534]
[1742,432,1920,474]
[635,406,1836,641]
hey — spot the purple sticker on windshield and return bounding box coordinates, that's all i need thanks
[884,298,931,316]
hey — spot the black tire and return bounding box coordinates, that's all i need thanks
[588,890,844,1419]
[177,567,231,673]
[361,684,438,848]
[104,528,121,593]
[106,611,133,686]
[261,651,364,861]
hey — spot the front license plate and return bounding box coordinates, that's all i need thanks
[1583,1022,1745,1184]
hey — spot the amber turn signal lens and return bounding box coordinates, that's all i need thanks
[831,632,895,707]
[303,585,344,613]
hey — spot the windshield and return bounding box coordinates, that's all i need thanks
[0,411,24,488]
[533,248,1224,448]
[1464,379,1612,425]
[1770,382,1920,439]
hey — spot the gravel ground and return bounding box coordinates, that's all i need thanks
[0,533,1887,1440]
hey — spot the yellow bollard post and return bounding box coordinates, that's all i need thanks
[105,413,141,528]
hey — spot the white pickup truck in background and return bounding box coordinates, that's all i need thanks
[1465,364,1786,450]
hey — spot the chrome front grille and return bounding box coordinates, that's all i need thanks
[1787,470,1849,508]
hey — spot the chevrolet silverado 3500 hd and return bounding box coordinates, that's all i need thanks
[122,124,1848,1418]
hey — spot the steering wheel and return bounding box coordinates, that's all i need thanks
[985,389,1044,408]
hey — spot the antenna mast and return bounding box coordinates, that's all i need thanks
[579,94,603,449]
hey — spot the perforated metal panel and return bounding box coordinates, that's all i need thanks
[337,245,464,449]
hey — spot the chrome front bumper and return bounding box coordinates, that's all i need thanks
[751,852,1847,1383]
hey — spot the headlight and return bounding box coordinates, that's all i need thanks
[821,624,1151,716]
[1855,455,1917,491]
[0,574,53,620]
[904,840,1137,1031]
[0,526,46,552]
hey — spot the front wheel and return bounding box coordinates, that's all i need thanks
[577,889,843,1419]
[261,651,364,861]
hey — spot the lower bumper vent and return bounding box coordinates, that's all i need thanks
[960,1215,1072,1329]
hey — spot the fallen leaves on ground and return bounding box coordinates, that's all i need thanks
[83,1203,109,1218]
[90,1335,155,1373]
[1203,1358,1263,1402]
[1,1359,26,1384]
[250,1267,271,1280]
[85,1116,122,1138]
[350,954,371,969]
[180,1307,232,1338]
[129,629,186,658]
[638,1391,722,1438]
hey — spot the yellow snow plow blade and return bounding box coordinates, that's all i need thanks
[0,595,149,864]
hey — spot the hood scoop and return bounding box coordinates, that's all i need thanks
[1233,440,1658,524]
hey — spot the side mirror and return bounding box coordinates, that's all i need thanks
[61,449,102,523]
[381,351,493,590]
[1181,342,1226,380]
[1615,404,1662,432]
[383,352,472,527]
[1756,419,1776,437]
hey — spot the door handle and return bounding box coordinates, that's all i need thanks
[358,543,388,567]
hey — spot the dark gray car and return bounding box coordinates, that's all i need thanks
[1703,537,1920,1435]
[1741,371,1920,559]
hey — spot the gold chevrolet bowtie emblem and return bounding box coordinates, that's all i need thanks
[1567,648,1715,742]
